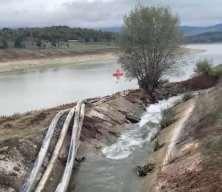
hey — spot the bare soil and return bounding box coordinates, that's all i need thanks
[146,80,222,192]
[0,48,117,62]
[0,49,117,73]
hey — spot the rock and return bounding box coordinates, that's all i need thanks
[125,114,140,123]
[136,163,155,177]
[75,156,86,163]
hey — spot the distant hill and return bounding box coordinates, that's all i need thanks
[181,24,222,36]
[102,23,222,36]
[101,24,222,44]
[185,31,222,43]
[182,23,222,43]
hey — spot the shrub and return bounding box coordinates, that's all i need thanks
[195,59,212,75]
[210,64,222,78]
[195,60,222,78]
[160,108,176,129]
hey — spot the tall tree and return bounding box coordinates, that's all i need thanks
[119,6,181,96]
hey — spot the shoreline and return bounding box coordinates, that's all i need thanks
[0,46,201,75]
[0,51,118,74]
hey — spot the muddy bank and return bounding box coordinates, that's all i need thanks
[142,80,222,192]
[0,89,146,191]
[0,52,117,74]
[0,48,117,63]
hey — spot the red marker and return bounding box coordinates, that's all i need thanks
[113,69,124,79]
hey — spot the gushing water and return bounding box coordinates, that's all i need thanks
[102,96,182,160]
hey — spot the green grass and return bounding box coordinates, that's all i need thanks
[211,64,222,77]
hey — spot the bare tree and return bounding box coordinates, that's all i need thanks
[119,6,181,95]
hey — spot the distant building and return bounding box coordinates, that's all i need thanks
[68,40,80,43]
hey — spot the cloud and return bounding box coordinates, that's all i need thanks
[56,0,136,27]
[0,0,136,28]
[150,0,222,26]
[0,0,221,28]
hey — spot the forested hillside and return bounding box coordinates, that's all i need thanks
[0,26,116,49]
[184,31,222,43]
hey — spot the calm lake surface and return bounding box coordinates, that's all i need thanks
[0,43,222,116]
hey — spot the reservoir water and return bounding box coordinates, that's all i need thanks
[0,43,222,116]
[0,60,137,116]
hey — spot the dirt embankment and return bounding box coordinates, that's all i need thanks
[0,48,118,62]
[0,51,117,74]
[0,89,147,191]
[143,80,222,192]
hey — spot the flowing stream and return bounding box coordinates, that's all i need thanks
[73,96,182,192]
[102,96,182,160]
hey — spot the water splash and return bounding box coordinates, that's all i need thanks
[102,96,182,160]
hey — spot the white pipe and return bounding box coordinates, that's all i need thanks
[35,107,75,192]
[55,101,85,192]
[76,104,85,151]
[21,109,68,192]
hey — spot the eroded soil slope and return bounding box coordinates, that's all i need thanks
[153,81,222,192]
[0,90,146,192]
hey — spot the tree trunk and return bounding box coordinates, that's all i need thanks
[138,79,157,101]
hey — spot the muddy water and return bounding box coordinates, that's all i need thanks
[72,146,152,192]
[72,96,182,192]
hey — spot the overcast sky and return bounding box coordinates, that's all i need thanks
[1,0,222,28]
